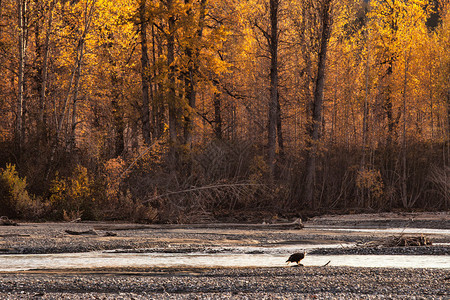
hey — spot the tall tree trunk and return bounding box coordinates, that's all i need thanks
[183,0,194,147]
[401,50,411,208]
[445,88,450,210]
[183,70,195,145]
[429,64,434,140]
[104,31,125,157]
[213,92,222,140]
[111,96,124,157]
[69,41,84,152]
[183,0,207,147]
[34,7,42,131]
[303,0,332,209]
[167,0,178,165]
[38,0,56,141]
[276,94,284,158]
[139,0,152,145]
[267,0,279,178]
[447,89,450,142]
[150,24,162,139]
[16,0,27,153]
[183,37,195,147]
[359,26,370,207]
[384,62,395,147]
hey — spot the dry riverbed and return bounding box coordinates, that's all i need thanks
[0,212,448,299]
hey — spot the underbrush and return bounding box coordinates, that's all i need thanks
[0,140,448,222]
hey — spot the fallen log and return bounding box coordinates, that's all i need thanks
[65,229,98,236]
[104,231,117,237]
[94,219,304,231]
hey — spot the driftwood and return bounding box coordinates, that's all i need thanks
[104,231,117,237]
[65,229,98,235]
[0,216,17,226]
[64,229,118,237]
[359,235,432,248]
[262,218,304,229]
[94,219,304,231]
[94,225,152,231]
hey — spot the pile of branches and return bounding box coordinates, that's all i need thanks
[0,216,17,226]
[359,235,432,248]
[142,181,273,223]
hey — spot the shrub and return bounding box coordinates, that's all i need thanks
[428,165,450,209]
[356,167,385,208]
[48,165,96,220]
[0,164,43,219]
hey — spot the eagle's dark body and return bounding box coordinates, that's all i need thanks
[286,252,305,265]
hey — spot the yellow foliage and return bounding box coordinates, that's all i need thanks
[49,165,95,220]
[356,168,384,200]
[0,164,40,218]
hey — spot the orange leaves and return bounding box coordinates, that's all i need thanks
[356,167,384,201]
[369,0,430,52]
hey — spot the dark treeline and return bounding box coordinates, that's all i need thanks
[0,0,449,222]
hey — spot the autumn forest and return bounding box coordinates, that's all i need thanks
[0,0,449,222]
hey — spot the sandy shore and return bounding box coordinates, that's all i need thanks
[0,212,448,299]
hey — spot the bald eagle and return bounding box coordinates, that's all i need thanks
[286,252,305,266]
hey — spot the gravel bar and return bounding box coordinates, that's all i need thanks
[310,245,450,255]
[1,218,449,255]
[0,266,449,299]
